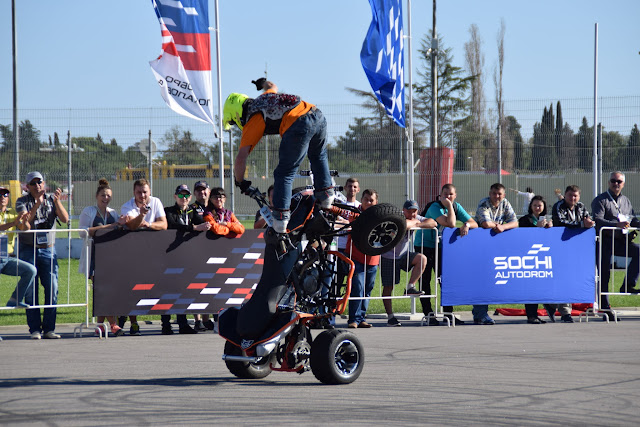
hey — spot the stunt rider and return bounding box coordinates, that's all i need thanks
[224,79,334,233]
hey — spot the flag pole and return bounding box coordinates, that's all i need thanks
[406,0,414,199]
[213,0,225,188]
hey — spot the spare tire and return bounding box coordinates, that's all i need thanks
[350,203,406,256]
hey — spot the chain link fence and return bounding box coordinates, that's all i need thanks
[1,95,638,219]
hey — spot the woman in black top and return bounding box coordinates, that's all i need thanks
[518,196,552,324]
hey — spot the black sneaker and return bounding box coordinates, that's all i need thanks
[404,288,425,296]
[161,325,174,335]
[129,323,141,336]
[203,319,215,330]
[426,317,439,326]
[179,325,198,334]
[387,317,402,327]
[194,320,207,332]
[561,314,574,323]
[118,316,127,329]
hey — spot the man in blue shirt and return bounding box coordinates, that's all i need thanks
[414,184,477,326]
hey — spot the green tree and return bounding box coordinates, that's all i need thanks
[414,33,475,149]
[159,126,208,165]
[624,124,640,171]
[531,105,558,171]
[574,117,593,171]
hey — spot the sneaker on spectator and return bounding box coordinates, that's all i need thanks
[110,326,124,337]
[118,316,126,328]
[31,331,41,340]
[43,331,61,339]
[358,321,372,328]
[203,319,215,330]
[194,320,207,332]
[474,315,495,325]
[179,325,198,334]
[347,322,358,329]
[387,317,402,327]
[404,287,425,296]
[561,314,574,323]
[6,298,29,308]
[161,325,174,335]
[129,323,141,336]
[424,317,440,326]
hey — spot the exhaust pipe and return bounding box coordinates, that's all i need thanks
[222,354,260,363]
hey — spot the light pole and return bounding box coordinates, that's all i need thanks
[467,156,473,171]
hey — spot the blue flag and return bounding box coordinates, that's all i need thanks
[361,0,405,128]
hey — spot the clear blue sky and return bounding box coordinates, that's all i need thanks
[1,0,638,136]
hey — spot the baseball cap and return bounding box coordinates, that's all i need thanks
[25,171,44,184]
[0,186,9,194]
[194,180,209,190]
[403,200,419,210]
[175,184,191,195]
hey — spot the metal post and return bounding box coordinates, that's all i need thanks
[228,129,235,213]
[406,0,415,200]
[214,0,225,188]
[67,130,72,227]
[148,130,153,193]
[497,125,502,184]
[592,23,598,199]
[430,0,438,149]
[12,0,19,181]
[597,123,603,193]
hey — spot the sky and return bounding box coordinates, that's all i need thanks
[0,0,639,145]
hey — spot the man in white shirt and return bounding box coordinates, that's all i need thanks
[118,178,167,335]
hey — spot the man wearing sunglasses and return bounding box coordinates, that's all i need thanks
[15,171,69,339]
[592,171,640,320]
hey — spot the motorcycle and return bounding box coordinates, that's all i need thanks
[217,179,406,384]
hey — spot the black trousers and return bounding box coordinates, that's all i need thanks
[414,246,453,315]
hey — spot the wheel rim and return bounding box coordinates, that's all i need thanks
[366,220,399,249]
[333,339,360,376]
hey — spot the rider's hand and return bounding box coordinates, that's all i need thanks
[236,180,252,195]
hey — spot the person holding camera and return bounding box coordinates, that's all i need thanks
[15,171,69,339]
[592,172,640,321]
[118,178,167,335]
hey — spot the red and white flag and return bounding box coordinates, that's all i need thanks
[150,0,215,128]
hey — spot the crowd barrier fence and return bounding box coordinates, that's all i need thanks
[590,226,640,323]
[0,228,92,334]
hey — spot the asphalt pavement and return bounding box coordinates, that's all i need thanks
[1,312,640,426]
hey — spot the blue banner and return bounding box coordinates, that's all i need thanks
[441,227,595,305]
[361,0,405,127]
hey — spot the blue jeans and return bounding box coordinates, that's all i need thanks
[272,108,333,221]
[2,256,37,304]
[19,244,59,334]
[348,262,378,324]
[472,305,489,320]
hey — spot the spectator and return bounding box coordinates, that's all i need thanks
[346,189,379,329]
[336,178,361,288]
[509,186,535,215]
[16,171,69,339]
[190,180,214,331]
[253,185,274,229]
[549,185,594,323]
[78,179,126,337]
[204,187,245,236]
[2,185,37,309]
[118,178,167,336]
[162,184,209,335]
[380,200,436,327]
[518,195,553,324]
[474,183,518,325]
[591,171,640,321]
[226,80,334,233]
[414,184,477,326]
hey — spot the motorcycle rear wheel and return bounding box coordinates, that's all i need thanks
[350,203,406,256]
[310,329,364,384]
[224,341,274,379]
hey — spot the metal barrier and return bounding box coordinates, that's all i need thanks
[0,228,92,335]
[585,226,640,323]
[344,227,444,326]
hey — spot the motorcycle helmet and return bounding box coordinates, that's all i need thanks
[223,93,249,130]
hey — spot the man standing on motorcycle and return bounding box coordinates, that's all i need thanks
[224,79,334,233]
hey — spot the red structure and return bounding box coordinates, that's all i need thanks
[418,147,454,209]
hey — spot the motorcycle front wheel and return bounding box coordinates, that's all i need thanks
[224,341,274,379]
[310,330,364,384]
